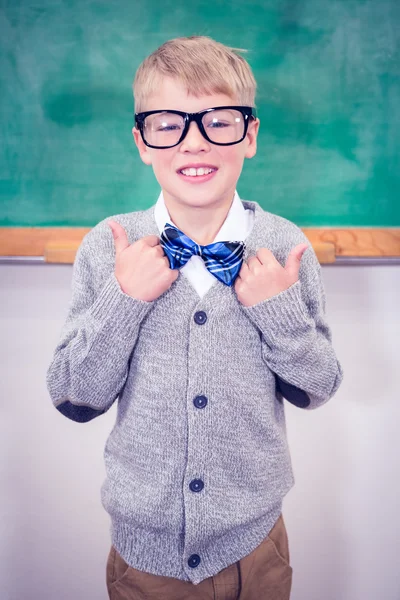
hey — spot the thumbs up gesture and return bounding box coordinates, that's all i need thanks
[108,220,179,302]
[234,244,309,307]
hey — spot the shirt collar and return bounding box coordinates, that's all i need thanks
[154,190,247,243]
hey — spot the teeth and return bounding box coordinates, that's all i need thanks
[181,167,215,177]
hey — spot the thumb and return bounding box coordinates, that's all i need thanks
[285,243,309,278]
[108,220,129,255]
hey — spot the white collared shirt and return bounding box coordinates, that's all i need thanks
[154,191,255,298]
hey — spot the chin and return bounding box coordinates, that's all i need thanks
[176,188,230,206]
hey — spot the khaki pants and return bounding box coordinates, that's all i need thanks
[106,514,292,600]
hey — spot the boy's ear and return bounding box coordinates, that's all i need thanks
[132,127,152,165]
[244,118,260,159]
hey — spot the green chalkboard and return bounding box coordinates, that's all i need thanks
[1,0,399,227]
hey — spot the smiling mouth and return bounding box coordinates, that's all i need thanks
[178,167,217,177]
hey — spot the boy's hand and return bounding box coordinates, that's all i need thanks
[234,244,309,307]
[108,220,179,302]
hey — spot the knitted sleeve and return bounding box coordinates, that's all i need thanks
[46,222,153,422]
[241,230,343,410]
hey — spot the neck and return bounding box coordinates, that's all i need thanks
[163,193,235,246]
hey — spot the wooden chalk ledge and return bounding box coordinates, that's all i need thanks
[0,227,399,264]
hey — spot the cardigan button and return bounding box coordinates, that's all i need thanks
[194,311,207,325]
[193,395,208,409]
[189,479,204,493]
[188,554,201,568]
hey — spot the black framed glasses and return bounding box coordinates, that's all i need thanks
[135,106,257,149]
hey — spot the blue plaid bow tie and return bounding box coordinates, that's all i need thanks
[160,223,245,286]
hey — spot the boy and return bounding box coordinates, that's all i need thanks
[47,36,343,600]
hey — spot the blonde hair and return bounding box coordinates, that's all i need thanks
[133,36,257,112]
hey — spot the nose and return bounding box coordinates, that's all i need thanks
[179,121,210,153]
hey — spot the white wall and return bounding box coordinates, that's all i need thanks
[1,263,399,600]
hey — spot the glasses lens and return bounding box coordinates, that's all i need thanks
[142,112,185,147]
[202,109,246,144]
